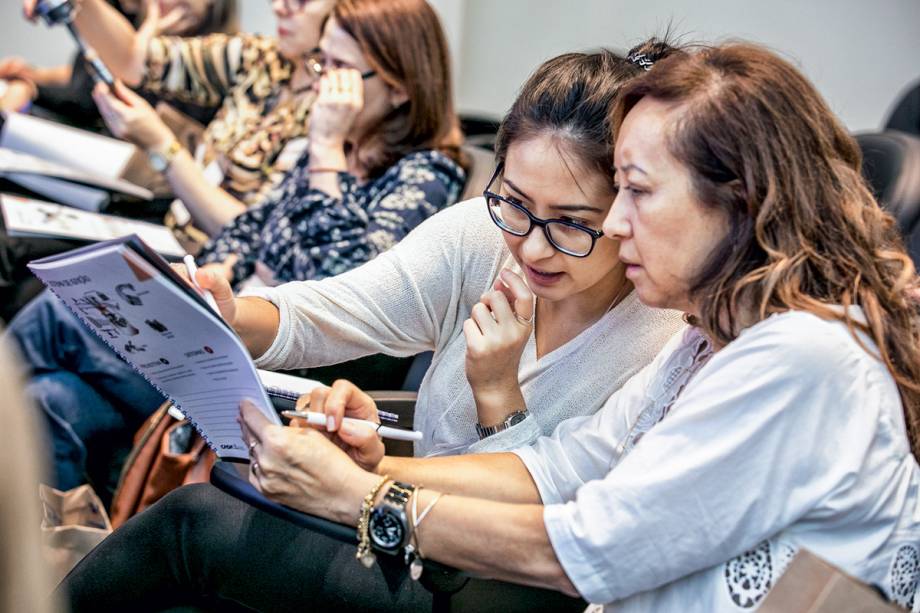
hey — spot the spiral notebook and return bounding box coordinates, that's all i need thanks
[28,235,279,461]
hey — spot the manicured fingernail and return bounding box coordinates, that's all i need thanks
[327,415,336,431]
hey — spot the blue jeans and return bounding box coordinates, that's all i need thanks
[7,291,165,491]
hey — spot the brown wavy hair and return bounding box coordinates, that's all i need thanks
[333,0,464,176]
[613,43,920,459]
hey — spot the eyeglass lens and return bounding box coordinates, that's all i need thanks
[487,196,595,256]
[304,50,376,80]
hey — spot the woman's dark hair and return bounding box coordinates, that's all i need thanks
[612,43,920,460]
[494,38,677,192]
[334,0,464,176]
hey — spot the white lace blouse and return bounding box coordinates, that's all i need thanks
[515,310,920,612]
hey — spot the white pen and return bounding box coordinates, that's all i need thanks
[281,410,423,442]
[183,254,221,315]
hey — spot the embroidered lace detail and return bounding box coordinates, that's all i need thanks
[773,542,798,577]
[890,544,920,609]
[612,327,713,462]
[724,541,774,609]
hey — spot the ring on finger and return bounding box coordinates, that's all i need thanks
[251,461,260,476]
[248,439,258,453]
[514,311,535,325]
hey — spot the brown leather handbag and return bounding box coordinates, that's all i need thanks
[109,402,216,529]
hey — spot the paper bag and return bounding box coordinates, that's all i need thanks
[39,483,113,583]
[759,548,902,612]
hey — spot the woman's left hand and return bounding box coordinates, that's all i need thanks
[238,400,381,524]
[308,68,364,151]
[92,80,175,151]
[463,269,534,425]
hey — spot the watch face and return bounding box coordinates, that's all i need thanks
[148,153,168,173]
[509,412,527,426]
[369,508,406,552]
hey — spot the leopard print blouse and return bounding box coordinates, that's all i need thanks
[141,33,312,206]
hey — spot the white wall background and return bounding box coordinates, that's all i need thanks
[1,0,918,132]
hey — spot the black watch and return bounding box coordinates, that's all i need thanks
[368,481,416,555]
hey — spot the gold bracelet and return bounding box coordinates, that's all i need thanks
[307,166,347,174]
[355,475,390,568]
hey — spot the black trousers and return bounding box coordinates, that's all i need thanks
[59,484,586,612]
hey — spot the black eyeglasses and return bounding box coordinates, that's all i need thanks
[483,163,604,258]
[303,49,377,81]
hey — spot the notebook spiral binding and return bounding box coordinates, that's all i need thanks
[265,386,400,424]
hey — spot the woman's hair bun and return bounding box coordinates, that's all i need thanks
[625,37,678,71]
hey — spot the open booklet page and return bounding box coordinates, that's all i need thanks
[1,195,185,258]
[28,237,279,461]
[1,112,140,211]
[0,147,153,201]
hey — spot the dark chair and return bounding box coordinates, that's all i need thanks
[460,114,501,151]
[855,131,920,266]
[885,80,920,137]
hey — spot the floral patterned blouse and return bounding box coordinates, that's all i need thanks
[141,34,311,205]
[196,149,466,286]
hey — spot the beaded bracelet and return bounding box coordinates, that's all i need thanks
[356,475,390,568]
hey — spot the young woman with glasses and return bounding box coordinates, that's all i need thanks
[8,0,466,499]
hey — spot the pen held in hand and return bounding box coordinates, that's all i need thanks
[183,254,221,315]
[281,410,423,442]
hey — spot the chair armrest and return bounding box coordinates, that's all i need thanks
[367,390,417,457]
[367,390,417,425]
